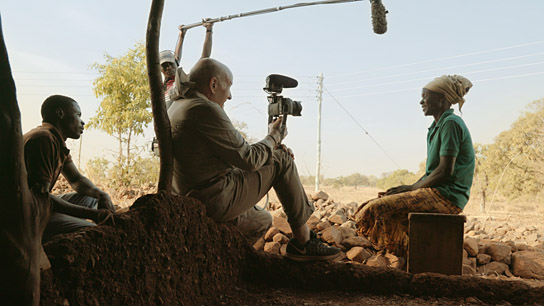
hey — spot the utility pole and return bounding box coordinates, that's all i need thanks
[78,134,83,169]
[315,73,324,192]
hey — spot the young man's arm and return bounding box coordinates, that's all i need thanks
[62,160,115,212]
[174,27,187,64]
[201,22,213,58]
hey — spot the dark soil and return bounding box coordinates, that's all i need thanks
[40,193,544,305]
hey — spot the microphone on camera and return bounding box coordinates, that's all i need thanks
[370,0,388,35]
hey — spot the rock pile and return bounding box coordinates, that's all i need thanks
[256,191,544,281]
[463,221,544,280]
[254,191,404,269]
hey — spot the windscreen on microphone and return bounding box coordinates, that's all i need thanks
[370,0,388,35]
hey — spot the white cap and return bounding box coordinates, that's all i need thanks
[159,50,176,65]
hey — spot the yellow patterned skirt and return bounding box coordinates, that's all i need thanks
[353,188,462,257]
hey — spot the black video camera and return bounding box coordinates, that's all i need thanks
[263,74,302,137]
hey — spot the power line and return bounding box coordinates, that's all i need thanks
[323,87,401,169]
[331,70,544,99]
[327,40,544,79]
[327,61,544,93]
[328,52,544,87]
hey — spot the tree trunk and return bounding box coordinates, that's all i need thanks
[0,16,50,305]
[127,128,132,171]
[146,0,173,193]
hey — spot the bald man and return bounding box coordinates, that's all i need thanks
[168,58,339,261]
[354,75,475,260]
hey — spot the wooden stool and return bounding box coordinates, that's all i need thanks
[407,212,466,275]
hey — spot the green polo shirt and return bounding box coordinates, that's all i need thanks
[424,109,475,210]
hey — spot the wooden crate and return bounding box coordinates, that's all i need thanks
[408,212,466,275]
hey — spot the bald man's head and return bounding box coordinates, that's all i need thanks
[189,58,233,107]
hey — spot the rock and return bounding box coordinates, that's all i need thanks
[314,199,326,209]
[476,254,491,266]
[264,241,281,254]
[469,257,477,270]
[279,244,287,256]
[312,191,329,201]
[464,237,479,256]
[341,236,372,249]
[487,242,512,264]
[333,251,347,262]
[329,213,347,225]
[516,243,529,251]
[366,254,387,267]
[385,252,404,270]
[253,237,265,251]
[346,247,372,263]
[338,227,356,240]
[306,215,320,230]
[321,227,343,246]
[511,251,544,280]
[316,221,331,231]
[340,220,356,229]
[39,245,51,271]
[272,233,289,244]
[478,261,509,276]
[478,239,492,254]
[463,264,476,275]
[505,240,516,251]
[264,227,280,241]
[272,216,292,236]
[463,249,468,260]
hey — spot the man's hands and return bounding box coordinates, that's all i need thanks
[97,191,115,213]
[268,116,286,145]
[203,19,214,31]
[94,209,115,226]
[378,184,414,198]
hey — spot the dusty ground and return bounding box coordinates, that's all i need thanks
[40,191,544,305]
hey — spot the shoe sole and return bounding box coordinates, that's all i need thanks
[283,252,340,262]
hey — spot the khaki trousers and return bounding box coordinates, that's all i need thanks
[187,148,314,242]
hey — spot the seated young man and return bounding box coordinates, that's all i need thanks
[24,95,115,242]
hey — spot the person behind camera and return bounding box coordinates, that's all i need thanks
[167,58,340,261]
[353,75,475,259]
[23,95,115,242]
[160,22,214,109]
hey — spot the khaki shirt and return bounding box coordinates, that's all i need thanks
[23,123,72,191]
[168,92,278,195]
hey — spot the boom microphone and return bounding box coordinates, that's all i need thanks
[370,0,388,35]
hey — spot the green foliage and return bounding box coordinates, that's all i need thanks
[376,169,418,191]
[88,41,151,138]
[85,155,160,188]
[475,99,544,200]
[300,173,378,188]
[88,41,153,187]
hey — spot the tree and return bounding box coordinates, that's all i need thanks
[376,169,418,191]
[480,99,544,200]
[89,42,153,186]
[0,18,49,305]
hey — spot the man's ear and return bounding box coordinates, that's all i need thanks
[56,107,64,119]
[209,76,218,94]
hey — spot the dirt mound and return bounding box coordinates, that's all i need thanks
[41,193,252,305]
[40,193,544,305]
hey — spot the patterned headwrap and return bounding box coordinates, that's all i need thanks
[423,75,473,111]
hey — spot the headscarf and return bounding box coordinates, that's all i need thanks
[423,75,473,111]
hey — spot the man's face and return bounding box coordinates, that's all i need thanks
[420,88,445,117]
[161,62,176,78]
[60,101,85,140]
[213,71,233,108]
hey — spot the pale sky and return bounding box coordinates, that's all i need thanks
[3,0,544,178]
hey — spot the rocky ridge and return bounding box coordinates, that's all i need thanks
[256,191,544,282]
